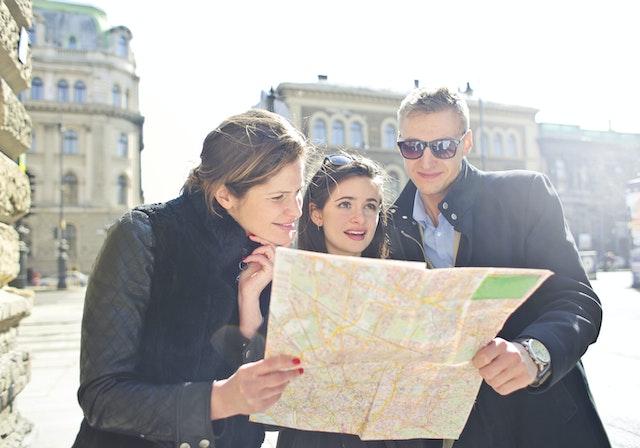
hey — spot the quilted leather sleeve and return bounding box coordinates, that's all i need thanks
[77,210,216,445]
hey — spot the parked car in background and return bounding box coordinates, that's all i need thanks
[38,270,89,287]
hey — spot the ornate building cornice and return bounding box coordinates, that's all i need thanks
[24,100,144,125]
[278,82,405,106]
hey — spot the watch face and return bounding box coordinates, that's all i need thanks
[530,339,551,363]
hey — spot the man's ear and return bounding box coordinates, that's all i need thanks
[309,203,323,227]
[214,184,235,211]
[462,129,473,157]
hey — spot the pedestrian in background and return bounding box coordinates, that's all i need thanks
[387,86,611,448]
[72,109,309,448]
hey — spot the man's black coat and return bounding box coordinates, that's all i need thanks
[387,159,611,448]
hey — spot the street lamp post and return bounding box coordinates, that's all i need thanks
[460,82,486,170]
[266,87,276,113]
[57,121,67,290]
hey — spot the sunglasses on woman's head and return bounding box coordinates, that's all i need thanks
[397,129,470,160]
[323,154,354,167]
[323,154,380,174]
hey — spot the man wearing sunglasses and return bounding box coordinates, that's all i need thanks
[387,87,610,448]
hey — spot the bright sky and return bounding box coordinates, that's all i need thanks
[80,0,640,203]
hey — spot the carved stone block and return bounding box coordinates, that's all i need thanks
[0,153,30,226]
[0,79,32,160]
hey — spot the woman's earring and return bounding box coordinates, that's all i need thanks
[317,224,322,232]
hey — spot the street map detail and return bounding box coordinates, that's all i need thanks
[250,248,552,440]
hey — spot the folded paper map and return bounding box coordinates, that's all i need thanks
[250,247,552,440]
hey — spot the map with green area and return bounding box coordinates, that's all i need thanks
[251,248,551,440]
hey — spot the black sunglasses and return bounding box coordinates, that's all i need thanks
[397,129,470,160]
[323,154,354,166]
[323,154,380,174]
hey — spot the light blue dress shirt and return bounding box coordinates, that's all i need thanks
[412,191,455,268]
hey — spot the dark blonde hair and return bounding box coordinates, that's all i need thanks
[183,109,310,215]
[297,153,390,259]
[398,86,470,133]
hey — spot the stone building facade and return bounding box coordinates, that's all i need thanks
[259,77,640,266]
[21,0,144,278]
[0,0,36,444]
[260,78,540,201]
[538,123,640,262]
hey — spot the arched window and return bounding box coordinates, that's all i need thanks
[312,118,327,145]
[31,77,43,100]
[492,134,504,156]
[506,134,517,157]
[555,159,567,193]
[350,122,363,149]
[57,79,69,102]
[69,36,77,49]
[63,130,78,155]
[21,223,33,261]
[117,35,127,57]
[331,120,345,146]
[28,27,37,46]
[579,165,589,190]
[386,168,403,201]
[117,174,128,205]
[65,223,77,259]
[384,124,397,150]
[479,132,489,156]
[25,170,36,204]
[62,172,78,205]
[118,133,128,157]
[112,84,121,107]
[29,130,36,153]
[73,81,86,103]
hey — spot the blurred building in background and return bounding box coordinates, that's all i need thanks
[259,78,540,201]
[0,0,35,443]
[538,124,640,265]
[20,0,144,278]
[257,77,640,266]
[17,0,640,279]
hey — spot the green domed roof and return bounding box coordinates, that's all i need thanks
[33,0,109,33]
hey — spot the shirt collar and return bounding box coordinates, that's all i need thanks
[412,190,436,228]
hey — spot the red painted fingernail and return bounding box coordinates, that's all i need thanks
[249,234,256,237]
[292,358,301,365]
[298,368,304,374]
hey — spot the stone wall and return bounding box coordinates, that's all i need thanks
[0,0,34,445]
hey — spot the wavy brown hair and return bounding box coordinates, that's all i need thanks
[297,153,390,259]
[183,109,310,216]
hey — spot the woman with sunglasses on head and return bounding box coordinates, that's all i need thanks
[276,153,434,448]
[71,109,309,448]
[297,153,389,259]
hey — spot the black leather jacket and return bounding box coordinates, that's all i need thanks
[72,192,268,448]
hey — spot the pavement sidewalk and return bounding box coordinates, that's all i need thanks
[16,287,84,448]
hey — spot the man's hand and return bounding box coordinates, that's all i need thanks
[472,337,538,395]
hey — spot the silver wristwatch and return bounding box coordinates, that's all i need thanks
[516,338,551,387]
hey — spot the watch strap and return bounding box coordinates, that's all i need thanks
[515,338,552,387]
